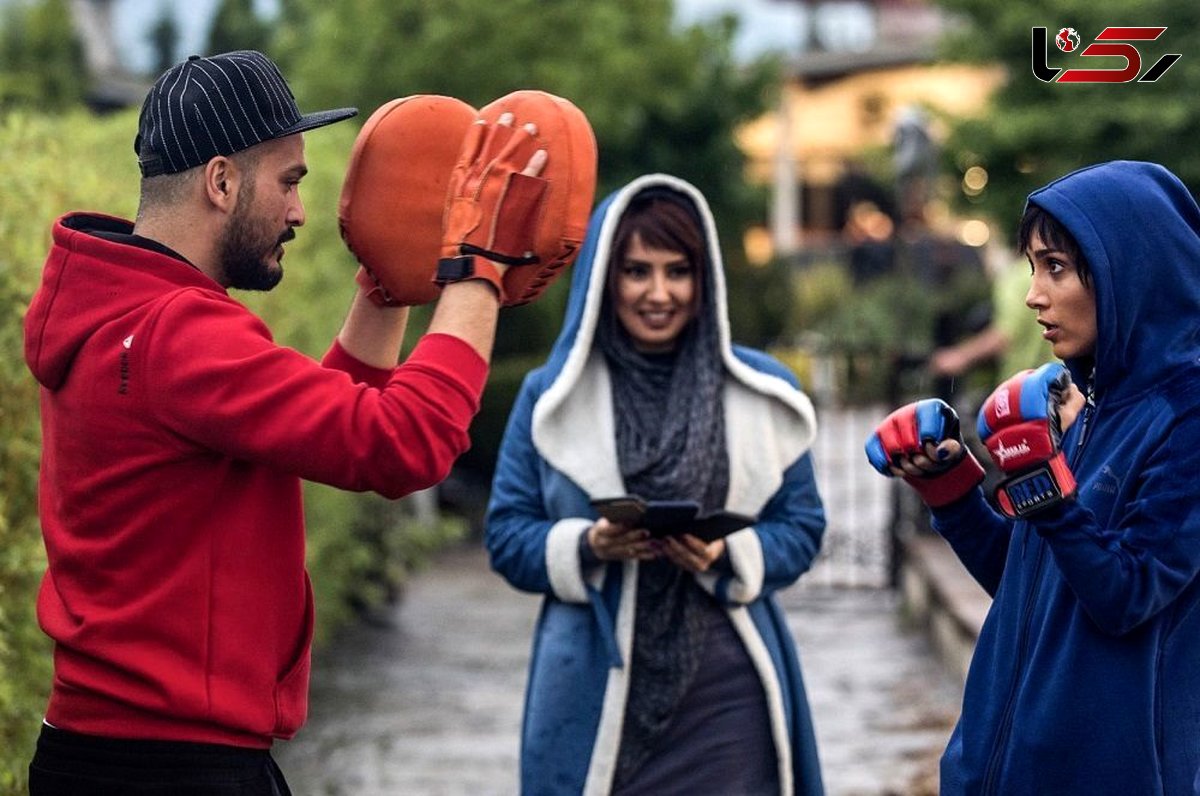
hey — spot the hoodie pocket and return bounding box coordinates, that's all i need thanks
[273,574,315,738]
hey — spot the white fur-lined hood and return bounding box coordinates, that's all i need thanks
[529,174,817,514]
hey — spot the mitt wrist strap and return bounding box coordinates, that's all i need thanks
[435,255,504,300]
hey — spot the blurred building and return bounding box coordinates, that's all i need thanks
[737,0,1003,262]
[70,0,146,109]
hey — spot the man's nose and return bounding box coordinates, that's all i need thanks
[289,195,306,227]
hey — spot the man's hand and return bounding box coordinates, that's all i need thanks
[470,90,597,307]
[425,117,547,361]
[436,113,548,299]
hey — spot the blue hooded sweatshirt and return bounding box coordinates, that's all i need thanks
[485,174,826,795]
[931,161,1200,794]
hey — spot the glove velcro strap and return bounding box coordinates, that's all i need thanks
[460,243,537,267]
[994,451,1077,519]
[903,452,986,507]
[435,255,503,298]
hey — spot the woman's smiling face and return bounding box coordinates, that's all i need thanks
[612,232,698,353]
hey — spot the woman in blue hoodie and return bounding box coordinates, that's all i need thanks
[867,161,1200,794]
[486,175,826,795]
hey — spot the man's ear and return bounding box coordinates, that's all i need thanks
[203,156,239,212]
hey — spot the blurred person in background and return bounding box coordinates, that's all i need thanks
[927,254,1054,388]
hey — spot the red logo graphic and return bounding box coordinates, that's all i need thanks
[1032,26,1181,83]
[995,390,1011,419]
[1056,28,1080,52]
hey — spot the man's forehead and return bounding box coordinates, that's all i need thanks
[255,134,307,169]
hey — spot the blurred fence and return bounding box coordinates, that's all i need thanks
[805,403,895,589]
[787,342,954,591]
[781,231,996,591]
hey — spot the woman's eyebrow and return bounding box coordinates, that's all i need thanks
[623,256,688,266]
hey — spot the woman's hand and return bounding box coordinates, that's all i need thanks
[662,534,725,573]
[890,438,964,478]
[1056,382,1087,432]
[587,518,656,562]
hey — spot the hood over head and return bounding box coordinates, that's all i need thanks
[1026,160,1200,399]
[542,174,730,379]
[529,174,816,510]
[24,213,220,390]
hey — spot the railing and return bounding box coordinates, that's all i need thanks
[805,404,896,589]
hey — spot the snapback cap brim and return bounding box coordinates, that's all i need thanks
[280,107,359,138]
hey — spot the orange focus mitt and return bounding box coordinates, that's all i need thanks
[435,90,598,306]
[338,95,478,306]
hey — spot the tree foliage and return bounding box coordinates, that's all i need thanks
[146,2,181,76]
[206,0,272,56]
[271,0,779,282]
[0,107,138,795]
[934,0,1200,240]
[0,0,85,110]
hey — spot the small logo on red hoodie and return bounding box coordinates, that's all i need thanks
[119,335,133,394]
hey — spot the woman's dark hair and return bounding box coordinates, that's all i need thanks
[1017,204,1092,287]
[600,189,713,350]
[609,192,707,289]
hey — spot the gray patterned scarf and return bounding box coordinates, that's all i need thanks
[596,270,730,787]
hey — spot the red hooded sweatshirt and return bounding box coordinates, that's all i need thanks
[23,213,487,747]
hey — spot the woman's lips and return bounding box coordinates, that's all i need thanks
[639,309,674,328]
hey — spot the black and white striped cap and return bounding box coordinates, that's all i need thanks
[134,50,357,177]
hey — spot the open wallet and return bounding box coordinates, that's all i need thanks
[590,495,756,543]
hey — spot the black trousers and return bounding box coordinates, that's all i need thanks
[28,724,293,796]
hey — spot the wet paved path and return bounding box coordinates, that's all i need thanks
[275,544,963,795]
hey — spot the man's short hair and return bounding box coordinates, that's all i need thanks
[137,146,262,216]
[138,170,195,211]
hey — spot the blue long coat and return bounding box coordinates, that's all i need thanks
[486,175,827,795]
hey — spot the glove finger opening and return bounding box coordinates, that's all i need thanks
[452,121,488,182]
[478,119,517,166]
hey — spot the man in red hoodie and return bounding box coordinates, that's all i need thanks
[23,50,542,794]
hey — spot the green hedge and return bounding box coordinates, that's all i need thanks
[0,109,468,791]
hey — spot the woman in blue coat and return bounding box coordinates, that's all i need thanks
[867,161,1200,794]
[486,174,826,795]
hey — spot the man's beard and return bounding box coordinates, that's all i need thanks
[216,185,293,291]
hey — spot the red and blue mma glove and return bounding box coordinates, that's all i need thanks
[976,362,1078,519]
[865,399,986,507]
